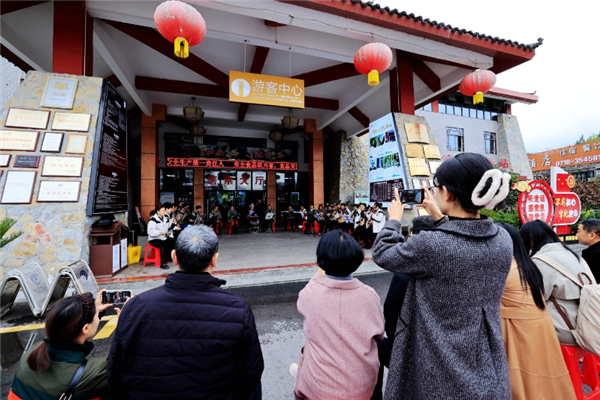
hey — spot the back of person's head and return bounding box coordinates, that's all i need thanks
[434,153,510,212]
[27,293,96,371]
[498,223,546,310]
[196,205,201,210]
[175,225,219,272]
[581,219,600,236]
[162,202,173,210]
[412,216,436,234]
[520,219,579,259]
[316,231,364,277]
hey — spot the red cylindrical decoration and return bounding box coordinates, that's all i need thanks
[354,43,393,86]
[459,70,497,104]
[154,1,206,58]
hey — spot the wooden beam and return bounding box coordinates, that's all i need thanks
[413,59,441,92]
[397,50,415,115]
[239,46,270,122]
[348,106,369,128]
[389,67,399,113]
[415,84,459,110]
[53,1,86,74]
[105,74,122,88]
[356,129,369,137]
[264,20,287,27]
[292,63,360,87]
[0,43,33,71]
[103,19,229,89]
[0,1,47,15]
[136,76,338,110]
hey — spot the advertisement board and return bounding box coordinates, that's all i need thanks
[368,113,408,206]
[528,140,600,171]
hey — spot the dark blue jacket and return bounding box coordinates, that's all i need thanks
[107,272,264,400]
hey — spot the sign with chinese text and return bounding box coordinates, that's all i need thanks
[518,180,555,225]
[404,123,430,144]
[204,171,219,188]
[551,167,581,226]
[159,192,175,204]
[14,155,41,168]
[37,181,82,202]
[237,171,252,190]
[167,158,298,171]
[165,141,298,162]
[229,71,304,109]
[41,156,84,177]
[0,130,39,151]
[408,158,430,176]
[5,108,50,130]
[252,171,266,191]
[221,172,237,190]
[41,77,78,109]
[0,171,37,204]
[527,139,600,171]
[51,112,92,132]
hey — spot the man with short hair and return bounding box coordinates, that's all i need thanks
[107,225,264,400]
[577,219,600,282]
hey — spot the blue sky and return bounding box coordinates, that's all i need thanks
[382,0,600,153]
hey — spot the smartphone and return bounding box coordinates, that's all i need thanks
[400,189,425,205]
[102,290,132,304]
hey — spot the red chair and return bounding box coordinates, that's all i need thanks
[560,345,600,400]
[143,244,161,268]
[227,220,239,234]
[302,221,308,232]
[286,220,296,231]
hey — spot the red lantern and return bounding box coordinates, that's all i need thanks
[354,43,393,86]
[154,1,206,58]
[459,70,496,105]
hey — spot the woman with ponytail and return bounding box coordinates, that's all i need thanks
[373,153,513,400]
[9,291,117,400]
[497,222,576,400]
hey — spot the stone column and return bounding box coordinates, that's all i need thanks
[140,104,166,218]
[497,114,533,179]
[193,168,204,211]
[305,119,324,207]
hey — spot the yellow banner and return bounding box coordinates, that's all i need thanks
[229,71,304,109]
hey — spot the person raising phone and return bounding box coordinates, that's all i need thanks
[372,153,513,400]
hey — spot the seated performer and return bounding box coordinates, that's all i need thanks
[299,205,308,232]
[306,204,316,234]
[248,204,260,234]
[264,204,276,232]
[353,203,371,248]
[148,205,175,270]
[227,205,240,234]
[192,205,204,225]
[338,203,353,233]
[208,205,223,236]
[285,205,296,231]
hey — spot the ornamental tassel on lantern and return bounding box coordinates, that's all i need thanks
[354,43,393,86]
[154,1,206,59]
[459,70,497,105]
[175,37,190,58]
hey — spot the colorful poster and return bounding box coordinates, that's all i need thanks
[368,113,408,206]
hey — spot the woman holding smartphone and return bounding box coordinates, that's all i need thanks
[373,153,513,400]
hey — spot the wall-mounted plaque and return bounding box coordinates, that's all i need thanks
[37,181,82,202]
[416,208,430,217]
[423,145,441,159]
[51,112,92,132]
[404,123,430,144]
[65,134,88,154]
[40,77,78,109]
[429,161,443,174]
[41,156,84,177]
[408,158,430,176]
[0,130,39,151]
[429,179,435,187]
[420,179,431,188]
[5,108,51,130]
[0,154,11,167]
[40,132,64,152]
[405,144,424,158]
[14,155,41,168]
[412,179,421,189]
[0,170,37,204]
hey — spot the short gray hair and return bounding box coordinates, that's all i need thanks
[174,225,219,272]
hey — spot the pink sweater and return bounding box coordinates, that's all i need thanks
[294,272,384,400]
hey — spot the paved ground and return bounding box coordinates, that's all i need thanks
[0,272,394,400]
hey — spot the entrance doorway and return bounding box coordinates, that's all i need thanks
[205,190,266,229]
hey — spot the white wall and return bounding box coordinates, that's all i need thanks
[416,110,500,163]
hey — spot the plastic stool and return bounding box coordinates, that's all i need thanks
[560,345,600,400]
[143,244,161,268]
[286,220,296,231]
[302,221,308,232]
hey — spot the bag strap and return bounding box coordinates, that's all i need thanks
[60,359,87,400]
[532,254,583,288]
[549,295,576,330]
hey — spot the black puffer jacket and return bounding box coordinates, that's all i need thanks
[107,272,264,400]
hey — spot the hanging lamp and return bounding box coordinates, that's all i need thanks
[183,97,204,121]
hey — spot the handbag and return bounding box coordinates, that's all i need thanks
[59,359,87,400]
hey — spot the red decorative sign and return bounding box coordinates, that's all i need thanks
[551,167,581,226]
[518,180,555,225]
[167,158,298,171]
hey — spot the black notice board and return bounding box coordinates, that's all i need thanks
[87,80,128,216]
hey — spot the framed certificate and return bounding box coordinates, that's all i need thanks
[14,155,41,168]
[0,154,11,167]
[41,156,84,177]
[429,161,443,174]
[5,108,51,130]
[37,181,82,202]
[405,144,424,158]
[40,132,64,152]
[51,112,92,132]
[0,130,39,151]
[408,158,430,176]
[423,145,441,159]
[404,123,430,144]
[1,170,37,204]
[65,134,88,154]
[41,77,78,109]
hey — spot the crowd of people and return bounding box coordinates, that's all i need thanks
[9,152,600,400]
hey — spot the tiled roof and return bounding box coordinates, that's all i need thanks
[344,0,544,51]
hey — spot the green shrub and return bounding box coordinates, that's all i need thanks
[481,209,521,230]
[0,218,22,248]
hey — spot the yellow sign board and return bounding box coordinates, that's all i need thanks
[229,71,305,109]
[405,144,424,158]
[423,145,441,159]
[404,123,430,144]
[408,158,430,176]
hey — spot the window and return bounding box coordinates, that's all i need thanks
[446,127,464,152]
[484,132,497,154]
[439,102,446,114]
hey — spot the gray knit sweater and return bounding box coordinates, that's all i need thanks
[373,217,512,400]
